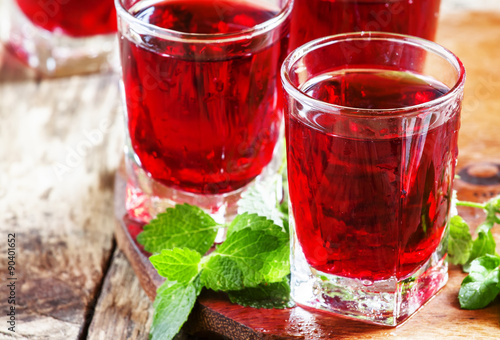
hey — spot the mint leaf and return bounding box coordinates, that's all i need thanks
[464,221,496,272]
[137,204,218,255]
[201,215,289,291]
[150,277,202,340]
[458,255,500,309]
[237,176,285,228]
[484,196,500,224]
[227,279,294,309]
[228,212,285,235]
[150,248,202,283]
[199,255,244,291]
[141,207,292,340]
[448,215,473,265]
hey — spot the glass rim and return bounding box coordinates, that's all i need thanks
[115,0,293,43]
[281,32,466,117]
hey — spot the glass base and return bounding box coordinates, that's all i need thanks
[290,221,448,326]
[124,142,283,232]
[7,1,117,76]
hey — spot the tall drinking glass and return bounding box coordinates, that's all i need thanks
[289,0,441,50]
[282,32,465,326]
[7,0,117,76]
[116,0,292,225]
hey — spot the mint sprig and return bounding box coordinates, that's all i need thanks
[150,277,202,340]
[458,255,500,309]
[453,197,500,270]
[464,222,496,272]
[150,248,202,283]
[237,175,287,228]
[448,215,473,265]
[227,279,294,309]
[137,204,291,340]
[202,222,289,290]
[137,204,218,255]
[451,195,500,310]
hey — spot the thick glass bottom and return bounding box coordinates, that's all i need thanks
[290,216,448,326]
[123,140,283,235]
[7,2,117,76]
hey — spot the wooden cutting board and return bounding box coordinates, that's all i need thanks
[115,10,500,339]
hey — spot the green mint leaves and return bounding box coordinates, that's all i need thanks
[150,278,202,340]
[137,204,291,340]
[137,204,218,255]
[237,175,288,229]
[453,195,500,310]
[202,215,289,291]
[150,248,202,283]
[448,215,473,265]
[458,255,500,309]
[464,222,496,272]
[227,279,294,309]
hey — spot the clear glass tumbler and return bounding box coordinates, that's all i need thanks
[116,0,292,225]
[7,0,117,76]
[289,0,442,51]
[282,32,465,326]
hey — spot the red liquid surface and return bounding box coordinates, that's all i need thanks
[289,0,441,50]
[287,70,460,280]
[16,0,116,37]
[121,0,289,194]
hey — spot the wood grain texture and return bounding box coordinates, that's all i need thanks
[436,11,500,169]
[87,249,153,340]
[0,62,124,338]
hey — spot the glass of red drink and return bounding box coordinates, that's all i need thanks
[7,0,117,76]
[282,32,465,326]
[116,0,292,225]
[289,0,441,51]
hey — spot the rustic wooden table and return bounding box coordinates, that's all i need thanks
[1,2,500,339]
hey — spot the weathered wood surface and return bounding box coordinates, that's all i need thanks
[439,11,500,170]
[0,46,131,338]
[1,1,500,340]
[87,250,153,340]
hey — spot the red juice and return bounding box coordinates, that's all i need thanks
[289,0,441,50]
[15,0,116,37]
[120,0,289,194]
[287,69,459,280]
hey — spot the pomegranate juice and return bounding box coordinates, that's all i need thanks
[16,0,117,37]
[287,69,459,280]
[120,0,289,194]
[289,0,441,50]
